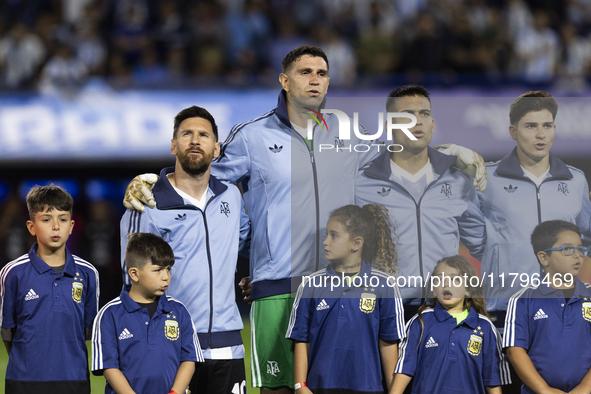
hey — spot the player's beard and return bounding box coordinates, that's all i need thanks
[177,147,213,177]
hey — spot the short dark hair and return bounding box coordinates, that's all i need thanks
[509,91,558,125]
[125,233,175,270]
[386,85,431,111]
[281,45,329,74]
[531,220,581,265]
[173,106,218,141]
[26,185,73,220]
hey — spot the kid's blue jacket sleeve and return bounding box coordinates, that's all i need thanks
[177,302,204,363]
[482,319,511,386]
[285,279,313,342]
[503,291,530,350]
[0,265,17,329]
[91,305,120,374]
[378,280,406,342]
[84,265,100,329]
[394,314,421,377]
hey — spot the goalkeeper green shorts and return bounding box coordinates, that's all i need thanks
[249,293,295,390]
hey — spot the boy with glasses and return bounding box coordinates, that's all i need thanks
[504,220,591,394]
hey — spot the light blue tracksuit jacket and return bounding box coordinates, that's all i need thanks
[356,147,486,304]
[212,90,378,299]
[120,167,250,350]
[479,148,591,312]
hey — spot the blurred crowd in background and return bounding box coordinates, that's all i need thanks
[2,0,591,93]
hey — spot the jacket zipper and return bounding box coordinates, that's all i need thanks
[293,127,321,271]
[364,172,441,299]
[202,196,216,348]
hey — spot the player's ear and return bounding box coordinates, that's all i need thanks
[128,267,139,282]
[279,73,289,92]
[351,236,364,253]
[509,124,517,141]
[213,141,220,159]
[26,220,35,236]
[537,251,549,268]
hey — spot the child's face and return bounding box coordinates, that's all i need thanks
[133,262,172,300]
[323,218,359,265]
[432,263,469,314]
[538,230,583,284]
[26,207,74,253]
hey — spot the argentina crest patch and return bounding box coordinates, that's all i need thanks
[72,275,83,303]
[583,302,591,322]
[467,334,482,356]
[359,292,376,314]
[165,319,179,341]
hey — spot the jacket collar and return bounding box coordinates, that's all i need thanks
[538,277,591,298]
[153,166,228,209]
[433,302,480,328]
[120,285,173,314]
[28,243,77,277]
[275,90,291,128]
[363,146,456,180]
[495,147,573,180]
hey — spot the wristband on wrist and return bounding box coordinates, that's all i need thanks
[294,382,307,390]
[168,390,178,394]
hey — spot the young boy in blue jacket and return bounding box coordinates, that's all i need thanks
[92,232,202,394]
[504,220,591,394]
[1,185,99,394]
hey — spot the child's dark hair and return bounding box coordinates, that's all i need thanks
[26,185,73,221]
[329,204,398,275]
[416,256,486,346]
[125,233,175,270]
[531,220,581,266]
[509,91,558,126]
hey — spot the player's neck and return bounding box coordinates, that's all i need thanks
[517,150,550,178]
[286,96,315,129]
[390,149,429,175]
[170,164,210,200]
[37,244,67,267]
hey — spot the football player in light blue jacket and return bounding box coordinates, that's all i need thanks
[479,91,591,324]
[356,85,487,321]
[120,106,251,394]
